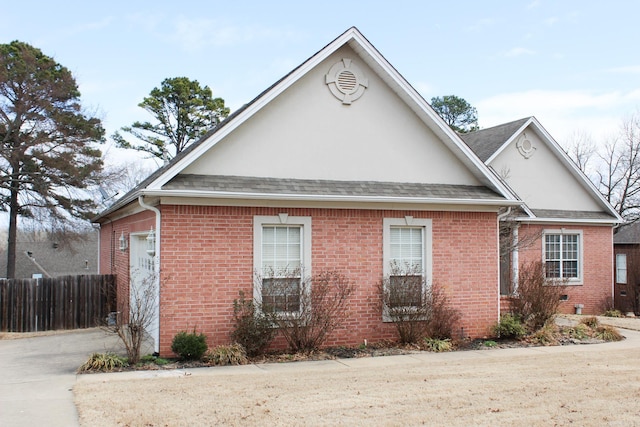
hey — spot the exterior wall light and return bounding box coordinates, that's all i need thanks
[146,228,156,256]
[119,232,128,251]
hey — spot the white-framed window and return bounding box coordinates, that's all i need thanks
[383,217,432,311]
[253,215,311,313]
[616,253,627,284]
[543,230,582,282]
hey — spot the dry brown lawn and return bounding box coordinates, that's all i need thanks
[75,320,640,427]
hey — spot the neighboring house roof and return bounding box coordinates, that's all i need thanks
[0,233,98,278]
[95,27,520,223]
[460,117,622,224]
[614,222,640,244]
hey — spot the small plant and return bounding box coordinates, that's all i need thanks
[171,330,208,360]
[603,309,624,318]
[423,338,453,352]
[204,343,249,366]
[595,325,624,341]
[138,354,170,366]
[78,352,128,373]
[568,323,590,340]
[528,322,558,346]
[580,316,599,329]
[231,291,276,357]
[483,340,497,347]
[492,314,526,339]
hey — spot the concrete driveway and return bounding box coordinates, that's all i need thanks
[0,329,125,427]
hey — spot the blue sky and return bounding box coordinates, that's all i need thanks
[3,1,639,166]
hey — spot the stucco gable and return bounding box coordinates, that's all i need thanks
[462,118,621,223]
[95,28,519,222]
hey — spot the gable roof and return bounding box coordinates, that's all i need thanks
[614,222,640,244]
[95,27,520,222]
[461,118,530,162]
[460,117,622,224]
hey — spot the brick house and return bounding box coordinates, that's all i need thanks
[94,28,621,356]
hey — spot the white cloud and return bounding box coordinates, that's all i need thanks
[169,18,298,51]
[527,0,541,9]
[466,18,495,32]
[503,47,535,57]
[607,65,640,74]
[544,16,559,26]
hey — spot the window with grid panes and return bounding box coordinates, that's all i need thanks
[261,225,302,312]
[544,233,580,279]
[388,226,424,307]
[616,253,627,284]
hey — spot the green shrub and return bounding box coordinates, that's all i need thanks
[580,316,599,329]
[231,291,277,357]
[171,330,208,360]
[483,340,497,348]
[595,325,623,341]
[78,352,128,373]
[423,338,453,352]
[492,314,526,339]
[204,343,248,366]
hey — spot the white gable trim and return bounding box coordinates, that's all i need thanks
[144,27,518,203]
[486,117,622,222]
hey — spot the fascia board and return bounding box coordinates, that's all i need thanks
[515,216,620,226]
[140,189,523,207]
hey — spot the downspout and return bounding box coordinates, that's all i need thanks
[496,207,513,319]
[138,195,161,355]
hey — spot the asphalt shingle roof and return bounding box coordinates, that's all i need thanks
[163,174,505,201]
[460,118,530,162]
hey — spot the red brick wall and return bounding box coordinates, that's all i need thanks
[155,206,499,356]
[516,224,613,315]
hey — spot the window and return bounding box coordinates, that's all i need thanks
[543,231,581,281]
[383,218,432,310]
[254,216,311,313]
[616,253,627,284]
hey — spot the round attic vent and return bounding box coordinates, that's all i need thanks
[325,58,368,104]
[516,133,536,159]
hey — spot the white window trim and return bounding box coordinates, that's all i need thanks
[616,253,627,284]
[542,229,583,285]
[253,215,312,311]
[382,217,432,321]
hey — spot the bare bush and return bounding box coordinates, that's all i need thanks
[380,264,461,344]
[509,261,565,331]
[103,269,157,364]
[231,291,277,357]
[256,268,355,353]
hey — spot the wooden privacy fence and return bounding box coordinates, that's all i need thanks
[0,274,116,333]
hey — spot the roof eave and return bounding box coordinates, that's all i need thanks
[141,189,521,207]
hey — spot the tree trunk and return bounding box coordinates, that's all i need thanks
[6,174,19,279]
